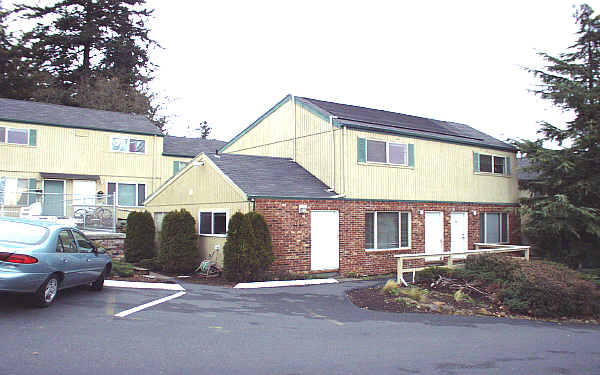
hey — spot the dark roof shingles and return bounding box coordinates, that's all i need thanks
[0,98,161,135]
[163,136,226,157]
[297,97,515,151]
[207,153,337,198]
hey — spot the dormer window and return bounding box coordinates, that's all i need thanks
[110,136,145,153]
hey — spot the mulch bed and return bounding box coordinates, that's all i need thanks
[347,280,600,324]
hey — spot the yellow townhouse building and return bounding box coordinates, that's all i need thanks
[0,98,224,224]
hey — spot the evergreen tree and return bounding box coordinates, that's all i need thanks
[1,0,167,131]
[247,211,274,279]
[223,212,259,282]
[158,209,199,274]
[516,4,600,267]
[124,210,156,263]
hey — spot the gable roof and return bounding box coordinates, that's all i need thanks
[207,153,338,199]
[163,136,226,157]
[296,97,516,152]
[0,98,161,136]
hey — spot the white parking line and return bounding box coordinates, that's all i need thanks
[105,280,185,291]
[234,278,339,289]
[114,291,187,318]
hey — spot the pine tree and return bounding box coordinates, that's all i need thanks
[517,4,600,267]
[2,0,166,131]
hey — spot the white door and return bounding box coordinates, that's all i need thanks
[425,211,443,260]
[73,180,96,207]
[451,212,468,259]
[310,210,339,271]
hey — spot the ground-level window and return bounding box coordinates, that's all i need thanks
[107,182,146,207]
[365,211,410,249]
[480,212,509,243]
[199,211,227,236]
[0,177,36,206]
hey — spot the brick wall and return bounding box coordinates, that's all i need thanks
[254,199,521,276]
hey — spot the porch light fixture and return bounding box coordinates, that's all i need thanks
[472,210,477,216]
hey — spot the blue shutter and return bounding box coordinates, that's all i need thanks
[28,129,37,146]
[473,152,480,172]
[357,138,366,163]
[505,157,511,176]
[408,144,415,167]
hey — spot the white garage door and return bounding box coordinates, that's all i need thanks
[310,210,339,271]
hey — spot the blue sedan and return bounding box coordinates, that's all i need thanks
[0,217,112,307]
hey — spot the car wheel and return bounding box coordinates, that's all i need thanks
[89,269,105,291]
[32,275,60,307]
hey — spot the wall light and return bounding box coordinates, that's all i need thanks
[472,210,477,216]
[418,210,424,215]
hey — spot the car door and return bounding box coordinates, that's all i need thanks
[56,230,84,287]
[72,230,104,282]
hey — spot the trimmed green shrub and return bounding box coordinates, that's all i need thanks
[124,211,156,263]
[223,212,258,282]
[157,209,199,274]
[247,211,274,280]
[111,260,135,277]
[138,257,162,272]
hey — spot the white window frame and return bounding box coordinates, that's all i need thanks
[478,153,506,175]
[109,136,146,154]
[365,211,411,251]
[480,212,509,243]
[1,127,29,145]
[198,209,229,237]
[365,139,408,166]
[107,182,146,207]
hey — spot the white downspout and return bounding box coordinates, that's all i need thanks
[152,134,157,192]
[329,115,337,192]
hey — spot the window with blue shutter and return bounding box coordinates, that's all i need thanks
[28,129,37,146]
[357,138,366,163]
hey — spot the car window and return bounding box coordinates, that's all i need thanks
[58,231,77,253]
[0,221,49,244]
[56,237,65,253]
[72,231,94,253]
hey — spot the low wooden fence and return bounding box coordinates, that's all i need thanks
[394,244,531,286]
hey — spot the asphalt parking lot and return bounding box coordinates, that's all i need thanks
[1,280,599,375]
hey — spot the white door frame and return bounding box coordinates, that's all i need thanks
[451,212,468,259]
[425,211,444,261]
[310,210,339,271]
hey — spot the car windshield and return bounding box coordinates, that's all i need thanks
[0,221,49,244]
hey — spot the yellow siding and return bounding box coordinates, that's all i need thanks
[145,154,251,264]
[341,129,519,203]
[0,120,191,196]
[224,99,294,157]
[294,103,337,190]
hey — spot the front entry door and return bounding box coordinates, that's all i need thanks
[43,180,64,216]
[425,211,443,260]
[310,210,339,271]
[451,212,468,259]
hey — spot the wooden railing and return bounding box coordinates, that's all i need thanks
[394,244,531,286]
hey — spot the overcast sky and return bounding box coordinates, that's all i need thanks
[8,1,600,144]
[145,0,600,144]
